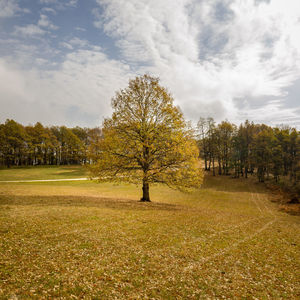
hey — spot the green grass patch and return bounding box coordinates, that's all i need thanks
[0,165,88,181]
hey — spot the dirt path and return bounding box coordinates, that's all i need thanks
[0,178,92,183]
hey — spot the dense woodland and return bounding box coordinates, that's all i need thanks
[0,119,102,167]
[197,118,300,197]
[0,118,299,196]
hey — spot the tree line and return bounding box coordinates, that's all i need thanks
[0,119,102,167]
[197,117,300,197]
[1,114,299,197]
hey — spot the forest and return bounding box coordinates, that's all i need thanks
[0,119,102,167]
[197,118,300,198]
[0,118,299,197]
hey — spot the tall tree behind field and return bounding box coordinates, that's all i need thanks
[25,122,56,165]
[0,120,101,167]
[50,126,63,165]
[0,124,5,166]
[49,126,83,165]
[207,118,216,174]
[272,126,299,184]
[71,127,89,164]
[197,118,236,176]
[252,126,285,182]
[288,129,299,184]
[216,121,236,175]
[55,126,84,165]
[197,117,209,171]
[231,132,242,178]
[197,119,299,191]
[43,127,59,165]
[236,120,256,178]
[197,117,216,173]
[274,127,292,176]
[294,134,300,195]
[71,127,103,164]
[0,120,26,167]
[87,127,102,163]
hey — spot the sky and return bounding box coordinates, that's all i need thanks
[0,0,300,128]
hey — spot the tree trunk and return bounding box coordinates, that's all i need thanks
[140,180,150,202]
[212,156,215,176]
[218,159,222,175]
[6,158,10,168]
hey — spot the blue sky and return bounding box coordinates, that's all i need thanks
[0,0,300,128]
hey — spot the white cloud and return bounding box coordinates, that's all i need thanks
[14,24,46,36]
[39,0,78,9]
[94,0,300,126]
[60,42,73,50]
[1,0,299,128]
[69,37,89,48]
[13,13,58,37]
[236,99,300,127]
[39,0,57,4]
[0,50,132,127]
[38,14,58,30]
[68,0,77,7]
[75,27,86,32]
[41,7,56,14]
[0,0,28,17]
[60,37,96,51]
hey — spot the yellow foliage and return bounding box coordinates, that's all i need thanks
[89,75,203,200]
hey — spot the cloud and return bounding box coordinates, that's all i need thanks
[68,0,77,7]
[14,24,46,37]
[0,49,132,127]
[39,0,78,10]
[0,0,28,17]
[94,0,300,126]
[235,99,300,127]
[1,0,299,129]
[60,42,73,50]
[39,0,57,4]
[13,13,58,37]
[68,37,89,48]
[38,14,58,30]
[60,37,97,51]
[40,7,56,14]
[75,27,86,32]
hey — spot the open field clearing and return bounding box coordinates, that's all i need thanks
[0,166,89,181]
[0,168,299,299]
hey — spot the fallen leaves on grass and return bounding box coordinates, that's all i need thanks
[0,176,299,299]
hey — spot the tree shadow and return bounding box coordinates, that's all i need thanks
[0,195,185,211]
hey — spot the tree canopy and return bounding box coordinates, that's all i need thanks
[0,119,102,167]
[197,117,300,198]
[89,74,203,202]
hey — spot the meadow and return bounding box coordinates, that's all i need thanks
[0,167,299,299]
[0,165,89,181]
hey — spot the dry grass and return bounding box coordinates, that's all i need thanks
[279,203,300,215]
[0,169,299,299]
[0,165,88,181]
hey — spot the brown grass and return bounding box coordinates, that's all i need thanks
[0,171,299,299]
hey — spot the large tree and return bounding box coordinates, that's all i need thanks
[89,75,203,202]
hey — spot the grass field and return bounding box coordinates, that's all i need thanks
[0,167,299,299]
[0,165,89,181]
